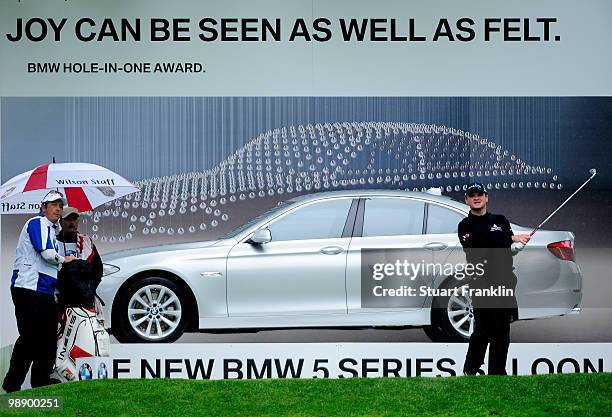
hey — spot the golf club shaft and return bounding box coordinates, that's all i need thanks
[530,170,597,236]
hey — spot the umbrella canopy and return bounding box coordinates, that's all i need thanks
[0,163,140,214]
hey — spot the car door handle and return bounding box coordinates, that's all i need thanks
[423,242,448,251]
[319,246,345,255]
[200,271,223,278]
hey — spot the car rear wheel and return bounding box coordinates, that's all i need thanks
[424,280,474,343]
[113,276,190,343]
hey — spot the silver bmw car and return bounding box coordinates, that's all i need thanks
[98,189,582,343]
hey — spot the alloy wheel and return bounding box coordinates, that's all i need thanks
[446,287,474,339]
[127,284,182,341]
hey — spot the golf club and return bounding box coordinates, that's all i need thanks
[513,168,597,251]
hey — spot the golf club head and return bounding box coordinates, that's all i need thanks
[589,168,597,177]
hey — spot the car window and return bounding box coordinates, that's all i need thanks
[267,198,353,241]
[362,198,424,237]
[222,201,295,239]
[426,204,465,234]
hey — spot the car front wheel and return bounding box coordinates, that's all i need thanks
[113,276,190,343]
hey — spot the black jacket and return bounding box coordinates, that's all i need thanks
[458,211,517,290]
[56,232,103,308]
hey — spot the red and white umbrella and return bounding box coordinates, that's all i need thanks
[0,162,140,214]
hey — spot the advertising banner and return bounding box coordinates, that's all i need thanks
[106,343,612,379]
[0,3,611,414]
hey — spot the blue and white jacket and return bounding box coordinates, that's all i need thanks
[11,214,65,297]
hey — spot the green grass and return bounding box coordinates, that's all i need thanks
[1,373,611,416]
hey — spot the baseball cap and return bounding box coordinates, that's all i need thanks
[61,206,80,219]
[465,182,488,197]
[41,190,68,205]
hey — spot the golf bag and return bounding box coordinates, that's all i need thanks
[54,298,110,382]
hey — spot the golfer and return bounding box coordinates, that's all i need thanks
[458,183,531,375]
[2,191,76,393]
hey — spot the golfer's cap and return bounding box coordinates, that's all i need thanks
[61,206,80,219]
[41,190,67,205]
[465,183,488,197]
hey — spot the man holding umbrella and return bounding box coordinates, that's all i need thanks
[2,191,76,392]
[0,161,139,391]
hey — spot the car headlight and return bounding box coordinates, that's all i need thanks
[102,263,120,276]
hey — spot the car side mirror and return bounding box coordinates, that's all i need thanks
[248,228,272,244]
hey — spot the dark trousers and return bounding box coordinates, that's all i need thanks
[463,307,512,375]
[2,287,57,392]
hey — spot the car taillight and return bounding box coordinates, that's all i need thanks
[547,240,575,261]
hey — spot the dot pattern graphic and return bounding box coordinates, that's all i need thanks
[84,122,561,244]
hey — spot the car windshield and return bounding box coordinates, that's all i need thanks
[221,200,296,239]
